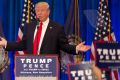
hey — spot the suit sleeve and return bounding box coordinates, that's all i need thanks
[5,25,27,51]
[58,27,76,54]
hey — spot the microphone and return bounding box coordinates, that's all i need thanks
[36,18,40,27]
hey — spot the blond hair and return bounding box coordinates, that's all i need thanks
[35,2,50,10]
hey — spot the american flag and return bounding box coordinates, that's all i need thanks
[90,0,116,61]
[90,0,119,80]
[16,0,36,55]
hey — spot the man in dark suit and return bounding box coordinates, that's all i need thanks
[0,2,90,55]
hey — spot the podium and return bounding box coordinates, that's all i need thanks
[15,54,59,80]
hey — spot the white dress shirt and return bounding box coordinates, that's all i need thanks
[34,18,49,55]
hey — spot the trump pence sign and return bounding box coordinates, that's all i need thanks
[95,42,120,68]
[15,55,59,80]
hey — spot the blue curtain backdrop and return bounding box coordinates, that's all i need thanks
[0,0,24,80]
[0,0,120,80]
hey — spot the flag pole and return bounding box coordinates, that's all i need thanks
[27,0,31,23]
[74,0,81,44]
[106,0,111,41]
[74,0,82,63]
[74,0,77,44]
[77,0,80,44]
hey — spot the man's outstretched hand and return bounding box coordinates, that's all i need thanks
[0,37,7,47]
[76,42,91,53]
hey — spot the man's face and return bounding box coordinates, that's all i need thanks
[35,3,50,22]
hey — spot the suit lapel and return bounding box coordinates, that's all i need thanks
[40,20,53,51]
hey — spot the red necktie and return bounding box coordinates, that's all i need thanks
[33,22,43,55]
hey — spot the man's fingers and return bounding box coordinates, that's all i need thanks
[78,41,85,47]
[0,37,7,46]
[80,45,91,52]
[76,42,91,53]
[86,46,91,49]
[80,41,85,45]
[1,38,5,42]
[84,46,91,50]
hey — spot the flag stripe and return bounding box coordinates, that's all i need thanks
[111,70,119,80]
[16,0,35,55]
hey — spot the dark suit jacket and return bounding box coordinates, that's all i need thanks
[6,20,76,54]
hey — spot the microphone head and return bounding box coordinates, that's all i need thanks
[36,18,40,26]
